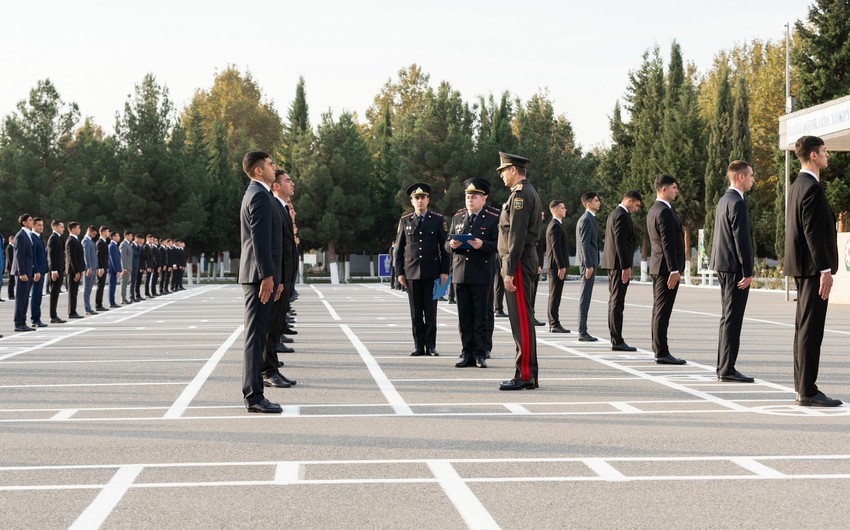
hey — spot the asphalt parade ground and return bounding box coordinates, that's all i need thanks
[1,279,849,529]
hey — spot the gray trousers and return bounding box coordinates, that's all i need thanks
[83,272,95,312]
[121,271,131,301]
[578,266,595,334]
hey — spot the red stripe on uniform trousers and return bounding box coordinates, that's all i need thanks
[514,261,531,380]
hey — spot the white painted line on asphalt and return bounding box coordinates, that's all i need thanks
[730,458,786,478]
[583,458,627,481]
[51,409,77,421]
[340,324,413,416]
[112,302,173,323]
[611,402,643,413]
[281,406,300,416]
[428,460,501,530]
[321,300,341,320]
[310,285,324,299]
[162,325,244,419]
[68,464,143,530]
[275,462,302,484]
[503,404,531,414]
[0,358,210,365]
[0,328,94,362]
[0,382,188,389]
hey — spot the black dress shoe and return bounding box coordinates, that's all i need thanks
[455,359,475,368]
[276,344,294,353]
[0,298,5,302]
[550,325,570,333]
[495,310,508,318]
[426,347,440,357]
[247,398,283,413]
[475,358,487,368]
[86,310,98,316]
[96,306,109,311]
[263,373,291,388]
[286,316,296,323]
[50,317,66,324]
[15,326,36,332]
[279,335,294,343]
[612,342,637,352]
[718,370,755,383]
[499,378,536,391]
[410,349,426,356]
[448,300,456,304]
[280,374,297,386]
[655,354,687,365]
[109,304,120,308]
[578,333,598,342]
[485,351,491,359]
[32,321,48,328]
[277,361,284,367]
[796,391,842,407]
[283,328,298,335]
[533,319,545,326]
[68,314,84,319]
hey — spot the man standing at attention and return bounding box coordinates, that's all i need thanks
[447,178,499,369]
[601,190,642,352]
[575,192,601,341]
[82,226,97,315]
[496,152,543,390]
[785,135,841,407]
[11,214,36,332]
[30,218,49,328]
[65,222,85,319]
[394,182,450,357]
[647,175,687,365]
[47,220,66,324]
[95,226,109,311]
[239,151,284,413]
[545,200,570,334]
[120,231,134,304]
[107,231,123,308]
[709,161,756,383]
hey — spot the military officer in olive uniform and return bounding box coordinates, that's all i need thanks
[447,178,499,368]
[395,183,451,356]
[496,152,543,390]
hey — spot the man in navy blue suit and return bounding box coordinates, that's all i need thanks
[107,231,123,308]
[11,214,36,332]
[29,218,49,328]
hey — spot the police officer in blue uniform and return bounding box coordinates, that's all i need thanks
[395,183,451,356]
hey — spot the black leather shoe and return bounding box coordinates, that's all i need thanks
[655,354,687,365]
[277,361,284,367]
[96,306,109,311]
[796,391,842,407]
[718,370,755,383]
[15,326,36,332]
[286,316,296,323]
[32,321,48,328]
[499,378,536,391]
[283,328,298,335]
[86,310,98,315]
[448,299,456,304]
[550,325,570,333]
[612,342,637,352]
[263,373,291,388]
[426,347,440,357]
[50,317,66,324]
[68,314,84,319]
[455,359,475,368]
[279,335,294,343]
[485,351,491,359]
[410,349,426,356]
[247,398,283,413]
[533,319,545,326]
[578,333,598,342]
[109,304,120,308]
[495,310,508,318]
[276,344,294,353]
[280,374,297,386]
[475,358,488,368]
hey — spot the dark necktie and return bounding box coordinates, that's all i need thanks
[467,214,476,233]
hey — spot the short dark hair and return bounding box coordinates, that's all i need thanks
[87,225,97,235]
[18,213,32,226]
[99,226,109,234]
[581,192,598,206]
[33,217,43,224]
[68,221,80,231]
[549,200,564,209]
[242,151,269,177]
[727,160,751,178]
[623,190,643,202]
[124,231,133,237]
[51,219,63,228]
[654,174,677,191]
[794,136,824,162]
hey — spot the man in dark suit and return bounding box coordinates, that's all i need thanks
[239,151,284,414]
[576,192,601,341]
[647,175,687,365]
[158,240,169,295]
[601,190,642,352]
[47,220,66,324]
[82,226,97,314]
[107,232,123,308]
[132,234,144,301]
[447,178,499,368]
[545,200,570,333]
[11,214,36,332]
[143,235,156,298]
[5,235,15,301]
[119,231,133,304]
[394,182,451,357]
[709,161,756,383]
[496,152,543,391]
[784,135,841,407]
[30,218,49,328]
[65,222,85,319]
[95,226,109,311]
[493,257,506,317]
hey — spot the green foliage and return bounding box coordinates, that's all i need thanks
[703,67,734,257]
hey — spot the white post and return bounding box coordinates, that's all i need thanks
[218,253,225,280]
[640,260,648,282]
[329,262,340,285]
[298,257,304,285]
[200,253,206,283]
[187,257,193,286]
[344,260,351,283]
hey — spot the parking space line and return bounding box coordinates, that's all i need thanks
[583,458,628,481]
[427,460,500,530]
[0,328,94,362]
[730,458,786,478]
[275,462,302,484]
[68,464,143,530]
[321,300,341,320]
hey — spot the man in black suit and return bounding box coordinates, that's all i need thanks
[47,220,66,323]
[709,161,756,383]
[239,151,284,414]
[647,175,687,365]
[143,235,156,298]
[30,218,49,328]
[601,190,642,352]
[132,234,144,301]
[447,178,499,368]
[11,214,36,332]
[576,192,601,341]
[545,200,570,333]
[394,182,451,357]
[158,240,169,295]
[784,135,841,407]
[95,226,109,311]
[65,222,85,319]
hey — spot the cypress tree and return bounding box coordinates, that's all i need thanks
[703,67,734,258]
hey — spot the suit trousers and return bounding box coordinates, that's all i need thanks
[263,292,287,378]
[30,277,44,322]
[122,269,131,301]
[547,269,564,326]
[456,283,489,360]
[493,271,505,312]
[108,272,118,306]
[242,283,274,406]
[160,269,170,293]
[14,278,31,327]
[49,272,63,319]
[650,274,679,358]
[505,260,538,383]
[607,270,630,343]
[7,274,14,299]
[135,270,143,298]
[146,271,156,296]
[406,279,438,351]
[68,274,81,316]
[716,271,750,376]
[793,275,829,397]
[95,274,106,308]
[83,273,94,312]
[485,270,496,352]
[578,267,595,334]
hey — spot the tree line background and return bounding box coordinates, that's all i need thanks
[1,0,847,269]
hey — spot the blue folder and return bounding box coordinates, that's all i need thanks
[433,275,451,300]
[449,233,475,250]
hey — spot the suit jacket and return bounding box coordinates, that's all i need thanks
[131,242,141,272]
[32,233,48,274]
[239,179,283,285]
[47,232,65,274]
[601,205,635,271]
[576,210,600,268]
[10,228,34,276]
[277,198,298,283]
[394,210,450,280]
[157,245,167,269]
[784,172,838,276]
[446,207,499,284]
[647,200,685,276]
[5,241,13,274]
[120,240,133,271]
[83,235,96,271]
[141,243,153,269]
[66,235,85,276]
[96,238,109,270]
[709,189,754,276]
[545,218,569,271]
[108,240,121,274]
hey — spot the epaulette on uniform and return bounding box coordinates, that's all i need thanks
[485,205,500,215]
[401,212,415,219]
[431,211,444,218]
[455,208,468,215]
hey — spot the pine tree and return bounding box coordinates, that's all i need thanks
[730,75,752,163]
[703,67,734,258]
